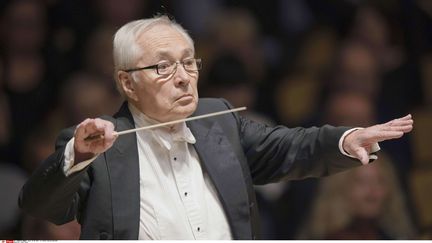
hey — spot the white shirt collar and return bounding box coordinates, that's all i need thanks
[128,103,196,150]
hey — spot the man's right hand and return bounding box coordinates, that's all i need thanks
[73,118,116,164]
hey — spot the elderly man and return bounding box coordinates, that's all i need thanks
[19,16,413,240]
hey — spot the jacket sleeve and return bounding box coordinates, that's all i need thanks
[18,126,91,225]
[220,99,362,185]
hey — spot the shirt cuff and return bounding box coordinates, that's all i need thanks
[338,127,380,162]
[63,137,99,176]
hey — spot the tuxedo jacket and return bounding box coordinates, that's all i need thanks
[19,98,361,240]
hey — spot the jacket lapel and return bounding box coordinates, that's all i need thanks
[187,119,252,239]
[105,103,140,239]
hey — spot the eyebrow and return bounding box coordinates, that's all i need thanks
[154,48,194,61]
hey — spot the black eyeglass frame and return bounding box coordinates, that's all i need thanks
[123,58,202,75]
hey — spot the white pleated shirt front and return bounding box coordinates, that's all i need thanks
[128,104,232,240]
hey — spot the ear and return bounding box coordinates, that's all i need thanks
[118,71,138,101]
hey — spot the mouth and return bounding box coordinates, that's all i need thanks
[176,94,194,101]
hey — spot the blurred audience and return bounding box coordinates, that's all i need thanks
[324,90,376,127]
[297,154,417,239]
[92,0,150,29]
[59,73,122,126]
[330,41,381,100]
[200,7,266,85]
[0,93,12,162]
[0,163,27,238]
[0,0,54,165]
[202,52,274,125]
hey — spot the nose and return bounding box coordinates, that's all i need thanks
[172,62,190,87]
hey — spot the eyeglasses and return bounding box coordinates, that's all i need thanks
[123,58,202,76]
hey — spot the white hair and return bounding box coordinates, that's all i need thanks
[112,16,194,96]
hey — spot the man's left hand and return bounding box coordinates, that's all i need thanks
[343,114,414,164]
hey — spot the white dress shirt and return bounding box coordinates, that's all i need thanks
[128,104,232,240]
[62,106,380,239]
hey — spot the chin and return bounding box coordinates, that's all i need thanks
[181,101,198,117]
[170,100,197,120]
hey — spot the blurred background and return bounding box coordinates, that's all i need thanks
[0,0,431,240]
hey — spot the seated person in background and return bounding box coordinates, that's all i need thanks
[297,153,417,239]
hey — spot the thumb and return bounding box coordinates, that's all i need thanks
[352,147,370,165]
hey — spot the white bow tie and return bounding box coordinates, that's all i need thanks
[150,124,196,150]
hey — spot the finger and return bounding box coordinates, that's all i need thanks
[83,119,110,141]
[383,124,413,133]
[386,119,413,127]
[83,133,105,142]
[352,147,370,165]
[75,118,94,140]
[391,119,412,127]
[103,122,115,141]
[373,131,404,142]
[379,117,413,132]
[394,125,413,133]
[92,118,108,132]
[362,129,404,143]
[81,120,108,142]
[364,145,372,154]
[395,114,412,121]
[103,122,116,147]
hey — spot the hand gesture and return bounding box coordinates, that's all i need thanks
[73,118,117,163]
[343,114,413,164]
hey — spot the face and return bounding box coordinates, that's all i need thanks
[346,163,389,219]
[120,24,199,122]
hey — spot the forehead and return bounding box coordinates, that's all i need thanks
[136,24,194,60]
